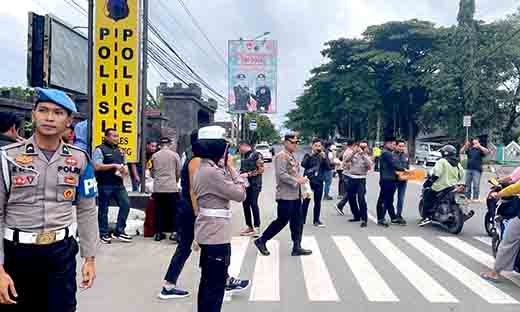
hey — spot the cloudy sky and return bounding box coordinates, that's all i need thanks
[1,0,519,127]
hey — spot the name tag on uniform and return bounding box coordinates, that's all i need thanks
[79,162,98,198]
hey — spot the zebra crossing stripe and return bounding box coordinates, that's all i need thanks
[405,236,519,304]
[250,240,280,301]
[300,236,340,301]
[225,237,250,302]
[439,236,520,288]
[333,236,399,302]
[474,236,492,246]
[369,237,458,303]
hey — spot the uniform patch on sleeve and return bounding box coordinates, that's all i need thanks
[78,162,98,198]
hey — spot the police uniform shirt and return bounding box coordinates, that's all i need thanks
[150,148,181,193]
[274,149,301,200]
[0,136,98,264]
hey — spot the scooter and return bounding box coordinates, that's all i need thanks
[485,166,519,236]
[418,175,471,234]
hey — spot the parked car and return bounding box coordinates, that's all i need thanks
[415,142,443,166]
[255,143,273,162]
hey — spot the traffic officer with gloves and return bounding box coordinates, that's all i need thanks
[192,126,248,312]
[0,87,98,311]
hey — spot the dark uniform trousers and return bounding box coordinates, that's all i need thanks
[302,181,323,224]
[152,192,179,234]
[337,176,351,209]
[4,237,78,312]
[377,180,398,221]
[164,198,195,284]
[261,199,303,245]
[347,178,368,221]
[198,243,231,312]
[243,186,261,228]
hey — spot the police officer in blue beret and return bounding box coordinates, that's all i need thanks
[0,87,98,311]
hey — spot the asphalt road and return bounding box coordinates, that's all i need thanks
[77,150,520,312]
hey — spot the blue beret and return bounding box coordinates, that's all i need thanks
[35,87,77,113]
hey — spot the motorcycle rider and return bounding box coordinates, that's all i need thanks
[419,145,465,227]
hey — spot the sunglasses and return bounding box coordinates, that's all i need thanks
[287,139,299,144]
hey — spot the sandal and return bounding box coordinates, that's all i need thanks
[480,272,501,283]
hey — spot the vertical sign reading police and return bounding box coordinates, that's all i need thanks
[93,0,140,162]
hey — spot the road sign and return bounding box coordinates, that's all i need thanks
[93,0,140,162]
[249,119,257,131]
[463,115,472,128]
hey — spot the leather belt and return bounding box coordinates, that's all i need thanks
[4,225,73,245]
[198,208,232,219]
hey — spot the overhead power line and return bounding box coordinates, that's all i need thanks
[175,0,227,66]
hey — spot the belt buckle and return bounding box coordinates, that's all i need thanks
[36,232,57,245]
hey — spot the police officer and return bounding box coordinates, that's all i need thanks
[238,140,264,237]
[158,130,249,300]
[150,137,181,242]
[0,87,98,311]
[192,126,247,312]
[254,134,312,257]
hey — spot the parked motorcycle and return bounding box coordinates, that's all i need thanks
[418,174,471,234]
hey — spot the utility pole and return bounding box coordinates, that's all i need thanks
[139,0,149,193]
[87,0,94,155]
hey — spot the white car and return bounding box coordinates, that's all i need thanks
[255,143,273,162]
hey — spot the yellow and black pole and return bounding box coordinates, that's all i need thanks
[140,0,149,193]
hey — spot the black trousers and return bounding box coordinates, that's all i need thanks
[243,187,261,228]
[4,237,78,312]
[422,189,438,219]
[337,176,351,209]
[261,199,303,246]
[337,170,346,196]
[152,192,179,234]
[198,243,231,312]
[377,180,398,221]
[347,178,368,221]
[302,181,324,224]
[164,198,195,285]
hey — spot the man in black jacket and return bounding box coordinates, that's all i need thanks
[301,138,330,227]
[0,112,21,147]
[376,137,406,227]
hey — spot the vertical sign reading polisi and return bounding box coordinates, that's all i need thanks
[93,0,140,162]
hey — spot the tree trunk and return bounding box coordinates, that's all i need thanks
[408,92,416,160]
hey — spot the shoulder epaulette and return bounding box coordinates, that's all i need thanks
[1,141,24,151]
[67,144,92,161]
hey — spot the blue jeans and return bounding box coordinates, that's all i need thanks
[323,170,333,197]
[465,169,482,200]
[98,184,130,237]
[396,181,407,218]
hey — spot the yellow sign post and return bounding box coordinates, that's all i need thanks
[93,0,140,162]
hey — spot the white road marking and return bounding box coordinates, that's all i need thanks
[367,212,378,224]
[250,240,280,301]
[300,236,340,301]
[405,236,518,304]
[474,236,492,246]
[439,236,520,288]
[333,236,399,302]
[224,237,250,302]
[370,237,458,303]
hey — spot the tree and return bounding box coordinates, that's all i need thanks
[244,113,279,144]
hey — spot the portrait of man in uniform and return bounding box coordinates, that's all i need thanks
[233,73,251,112]
[251,73,272,113]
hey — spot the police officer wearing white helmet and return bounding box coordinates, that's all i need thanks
[0,88,98,311]
[192,126,248,312]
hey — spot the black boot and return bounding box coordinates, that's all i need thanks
[292,242,312,256]
[154,233,166,241]
[254,238,270,256]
